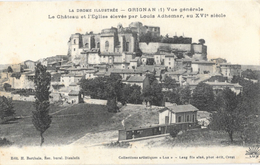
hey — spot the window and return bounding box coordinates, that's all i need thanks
[105,41,109,51]
[193,115,195,122]
[74,39,76,44]
[169,62,171,65]
[74,48,76,51]
[126,42,129,52]
[97,42,100,48]
[178,116,181,123]
[186,115,190,122]
[85,43,89,48]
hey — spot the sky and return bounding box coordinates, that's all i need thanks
[0,0,259,65]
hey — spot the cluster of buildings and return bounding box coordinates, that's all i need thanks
[0,22,245,104]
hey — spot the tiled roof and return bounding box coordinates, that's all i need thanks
[61,73,75,77]
[192,61,215,64]
[66,67,80,71]
[127,76,146,82]
[188,81,243,88]
[68,90,80,96]
[159,104,198,113]
[110,69,142,74]
[95,71,106,76]
[100,52,122,56]
[166,70,186,75]
[85,70,96,73]
[176,58,192,62]
[136,66,155,72]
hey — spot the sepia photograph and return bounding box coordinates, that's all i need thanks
[0,0,259,164]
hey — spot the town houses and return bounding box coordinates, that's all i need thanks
[0,21,250,104]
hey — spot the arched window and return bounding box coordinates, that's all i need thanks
[105,41,109,51]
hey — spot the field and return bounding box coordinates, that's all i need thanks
[0,101,161,146]
[0,101,125,146]
[0,101,249,147]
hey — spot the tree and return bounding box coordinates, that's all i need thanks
[121,84,142,104]
[198,39,205,45]
[164,89,181,105]
[210,88,239,142]
[143,81,164,106]
[105,74,122,112]
[129,85,142,104]
[3,83,11,91]
[180,86,191,105]
[32,63,52,146]
[142,85,153,107]
[0,96,15,121]
[107,98,118,113]
[80,77,107,99]
[191,82,215,111]
[150,82,164,106]
[7,66,13,73]
[241,69,257,80]
[146,73,157,85]
[163,76,178,89]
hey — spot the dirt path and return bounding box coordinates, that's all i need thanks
[121,114,131,128]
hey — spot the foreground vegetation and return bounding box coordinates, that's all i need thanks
[144,128,255,148]
[0,101,128,146]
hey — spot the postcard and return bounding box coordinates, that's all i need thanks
[0,0,259,164]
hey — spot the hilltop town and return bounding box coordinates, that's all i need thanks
[0,22,260,147]
[1,21,258,104]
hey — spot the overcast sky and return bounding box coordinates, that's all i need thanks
[0,1,259,65]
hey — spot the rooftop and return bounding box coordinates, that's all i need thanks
[127,76,146,82]
[159,104,198,113]
[165,69,186,75]
[192,61,215,64]
[68,90,80,96]
[110,68,142,74]
[100,52,122,56]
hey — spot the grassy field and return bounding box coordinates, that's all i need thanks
[0,101,248,147]
[0,101,128,146]
[135,128,246,148]
[122,104,162,129]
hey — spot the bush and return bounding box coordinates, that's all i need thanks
[169,127,181,138]
[0,138,13,146]
[105,141,132,148]
[3,83,11,91]
[11,88,35,96]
